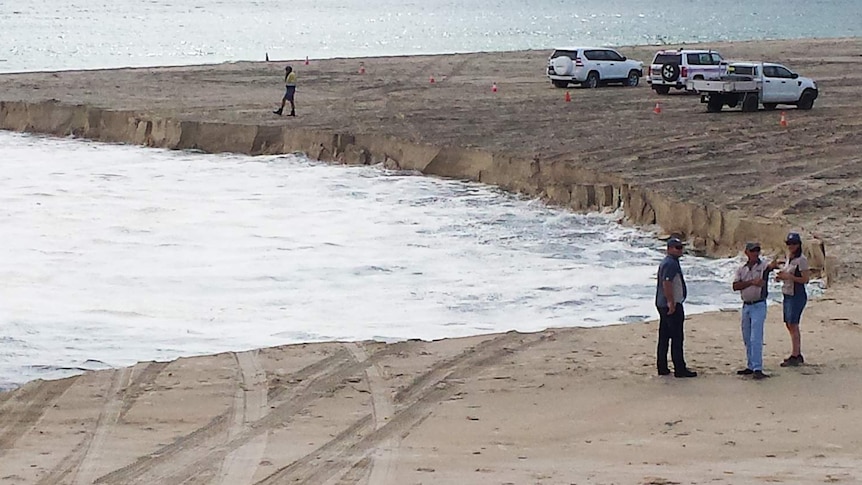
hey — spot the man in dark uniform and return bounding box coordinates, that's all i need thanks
[273,65,297,116]
[655,237,697,378]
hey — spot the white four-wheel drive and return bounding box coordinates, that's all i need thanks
[547,47,643,88]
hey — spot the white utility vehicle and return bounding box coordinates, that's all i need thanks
[688,62,818,112]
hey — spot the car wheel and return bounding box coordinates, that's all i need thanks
[763,103,778,111]
[797,90,816,110]
[707,97,723,113]
[741,92,759,112]
[661,63,680,82]
[653,85,670,95]
[626,70,640,87]
[585,71,599,88]
[552,80,569,88]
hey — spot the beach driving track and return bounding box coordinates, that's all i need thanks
[0,331,550,485]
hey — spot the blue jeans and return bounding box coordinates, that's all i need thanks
[741,300,767,371]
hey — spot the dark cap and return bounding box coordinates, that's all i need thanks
[745,241,761,251]
[785,232,802,244]
[667,237,685,248]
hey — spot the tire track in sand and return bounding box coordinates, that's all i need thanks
[254,330,551,485]
[336,343,396,485]
[36,362,163,484]
[69,367,134,485]
[93,347,373,484]
[118,361,170,420]
[0,377,76,456]
[213,350,269,485]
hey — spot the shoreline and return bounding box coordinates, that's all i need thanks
[2,35,860,76]
[1,289,861,483]
[2,37,862,482]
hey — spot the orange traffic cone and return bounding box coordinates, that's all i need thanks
[359,63,365,75]
[305,56,309,65]
[429,75,435,84]
[779,111,788,127]
[565,91,571,102]
[653,102,662,114]
[491,82,498,93]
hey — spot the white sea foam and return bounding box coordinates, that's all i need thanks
[0,132,752,388]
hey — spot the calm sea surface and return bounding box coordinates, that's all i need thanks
[1,1,839,388]
[2,0,861,73]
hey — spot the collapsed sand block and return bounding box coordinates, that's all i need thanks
[176,121,257,154]
[544,184,572,205]
[147,117,183,148]
[251,125,286,155]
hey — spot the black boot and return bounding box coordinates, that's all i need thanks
[288,110,295,117]
[273,108,282,116]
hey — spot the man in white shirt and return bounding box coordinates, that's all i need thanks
[732,242,780,379]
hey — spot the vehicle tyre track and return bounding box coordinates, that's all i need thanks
[254,330,551,485]
[94,346,388,484]
[0,377,76,456]
[214,350,269,485]
[70,367,134,485]
[343,343,396,485]
[118,361,170,420]
[36,365,142,485]
[332,456,372,485]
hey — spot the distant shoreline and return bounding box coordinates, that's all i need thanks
[1,35,860,75]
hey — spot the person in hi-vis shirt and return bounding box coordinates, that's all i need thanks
[274,65,297,116]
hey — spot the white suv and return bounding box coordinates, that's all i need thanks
[547,47,644,89]
[647,49,724,94]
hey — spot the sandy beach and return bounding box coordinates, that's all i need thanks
[2,38,862,484]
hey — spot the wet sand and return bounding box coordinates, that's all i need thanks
[2,38,862,484]
[1,289,861,484]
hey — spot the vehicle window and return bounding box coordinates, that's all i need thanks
[773,66,794,78]
[605,50,624,61]
[710,53,724,64]
[584,50,606,61]
[687,54,707,65]
[763,66,777,77]
[654,53,681,65]
[551,50,579,59]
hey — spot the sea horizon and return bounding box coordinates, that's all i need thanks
[3,0,862,73]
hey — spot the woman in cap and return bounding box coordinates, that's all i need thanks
[775,232,810,366]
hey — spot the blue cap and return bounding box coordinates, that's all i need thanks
[785,232,802,244]
[667,237,684,247]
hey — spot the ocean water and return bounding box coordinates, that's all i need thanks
[2,0,861,73]
[0,1,837,388]
[0,132,750,388]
